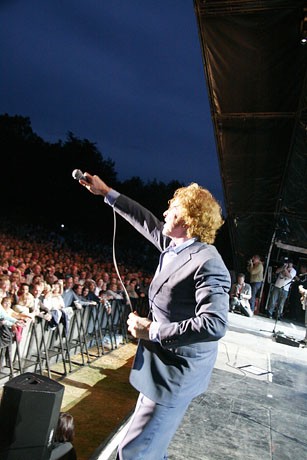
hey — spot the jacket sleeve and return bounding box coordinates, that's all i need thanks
[112,194,170,252]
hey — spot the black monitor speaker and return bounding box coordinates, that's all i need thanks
[0,373,64,460]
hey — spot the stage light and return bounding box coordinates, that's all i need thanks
[300,12,307,45]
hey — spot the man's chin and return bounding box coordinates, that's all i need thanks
[162,226,169,236]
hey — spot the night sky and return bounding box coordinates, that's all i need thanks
[1,0,224,205]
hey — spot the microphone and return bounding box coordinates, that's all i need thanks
[72,169,88,182]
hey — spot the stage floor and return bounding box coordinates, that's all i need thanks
[98,313,307,460]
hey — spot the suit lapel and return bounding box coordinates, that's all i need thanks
[149,242,204,302]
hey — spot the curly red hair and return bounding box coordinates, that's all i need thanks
[169,183,223,244]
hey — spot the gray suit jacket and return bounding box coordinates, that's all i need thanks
[113,194,230,405]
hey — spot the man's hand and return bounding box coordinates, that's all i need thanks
[80,173,111,197]
[127,311,152,340]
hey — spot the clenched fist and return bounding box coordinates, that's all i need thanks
[127,311,152,340]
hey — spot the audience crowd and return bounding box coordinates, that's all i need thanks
[0,224,153,343]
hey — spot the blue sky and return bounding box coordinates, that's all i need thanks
[1,0,224,204]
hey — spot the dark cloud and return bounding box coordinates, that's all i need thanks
[0,0,223,203]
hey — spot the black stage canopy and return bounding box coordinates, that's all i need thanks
[194,0,307,271]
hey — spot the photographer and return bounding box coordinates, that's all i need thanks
[298,285,307,345]
[267,260,296,319]
[247,254,263,313]
[230,273,253,317]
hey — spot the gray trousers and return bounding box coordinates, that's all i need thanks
[268,286,288,317]
[117,393,190,460]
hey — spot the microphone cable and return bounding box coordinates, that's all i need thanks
[112,207,133,313]
[72,169,133,312]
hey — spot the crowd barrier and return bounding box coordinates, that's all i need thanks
[0,298,136,382]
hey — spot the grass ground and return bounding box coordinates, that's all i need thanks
[57,343,138,460]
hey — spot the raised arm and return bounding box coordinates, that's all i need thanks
[79,172,111,196]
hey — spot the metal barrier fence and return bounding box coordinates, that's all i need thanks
[0,299,131,382]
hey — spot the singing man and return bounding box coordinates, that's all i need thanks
[79,173,230,460]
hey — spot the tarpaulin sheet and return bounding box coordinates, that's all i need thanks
[195,0,307,269]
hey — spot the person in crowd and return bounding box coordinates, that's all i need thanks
[1,296,31,322]
[62,276,78,307]
[105,281,124,301]
[15,262,27,282]
[0,298,25,330]
[13,283,34,315]
[52,279,64,301]
[42,285,53,308]
[72,283,96,308]
[72,283,84,303]
[50,282,64,308]
[78,270,87,286]
[247,254,264,313]
[9,271,23,290]
[79,172,230,460]
[7,276,19,305]
[125,278,139,310]
[117,279,126,295]
[267,260,296,319]
[30,284,52,321]
[1,296,29,343]
[229,273,253,317]
[134,275,151,316]
[31,274,44,287]
[0,275,12,297]
[44,265,59,285]
[72,275,79,286]
[50,412,77,460]
[85,280,100,304]
[44,280,73,331]
[42,284,64,316]
[94,278,106,297]
[26,263,42,285]
[138,275,151,298]
[102,272,110,289]
[81,286,90,300]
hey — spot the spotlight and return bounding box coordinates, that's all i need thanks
[300,11,307,45]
